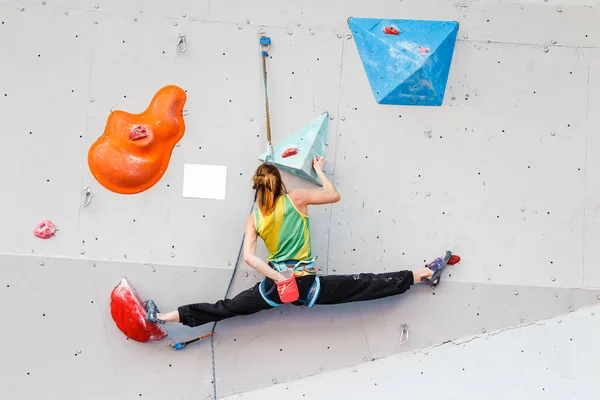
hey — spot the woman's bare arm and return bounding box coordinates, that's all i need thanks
[242,215,286,282]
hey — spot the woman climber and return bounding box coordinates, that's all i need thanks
[144,156,458,327]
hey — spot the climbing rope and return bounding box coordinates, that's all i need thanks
[260,35,274,162]
[168,35,276,400]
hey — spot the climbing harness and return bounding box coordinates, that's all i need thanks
[177,34,187,53]
[260,35,274,162]
[259,260,322,308]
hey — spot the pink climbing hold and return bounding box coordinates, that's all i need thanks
[383,26,400,35]
[281,147,300,158]
[33,220,56,239]
[419,47,430,53]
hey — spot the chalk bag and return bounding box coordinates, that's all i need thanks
[276,268,300,303]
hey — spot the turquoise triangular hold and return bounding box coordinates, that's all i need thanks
[259,112,329,186]
[348,18,459,106]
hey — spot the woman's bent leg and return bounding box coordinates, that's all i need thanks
[316,270,415,305]
[177,282,275,327]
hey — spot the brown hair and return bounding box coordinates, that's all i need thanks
[252,163,287,215]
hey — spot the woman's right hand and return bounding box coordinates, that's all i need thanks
[313,156,326,172]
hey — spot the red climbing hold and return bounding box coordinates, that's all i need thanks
[281,147,300,158]
[33,220,56,239]
[383,26,400,35]
[110,277,167,342]
[129,125,149,141]
[419,47,430,53]
[448,255,461,265]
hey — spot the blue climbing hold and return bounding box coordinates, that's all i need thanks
[347,18,459,106]
[258,112,329,186]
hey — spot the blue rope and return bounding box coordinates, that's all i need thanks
[209,193,257,399]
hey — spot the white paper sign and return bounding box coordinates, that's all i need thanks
[182,164,227,200]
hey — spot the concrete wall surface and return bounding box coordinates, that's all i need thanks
[1,0,600,399]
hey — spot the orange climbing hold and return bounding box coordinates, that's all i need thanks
[88,85,186,194]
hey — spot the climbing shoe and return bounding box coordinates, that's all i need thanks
[422,251,452,287]
[144,299,165,324]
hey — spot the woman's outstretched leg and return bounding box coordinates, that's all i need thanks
[145,281,276,328]
[316,252,454,305]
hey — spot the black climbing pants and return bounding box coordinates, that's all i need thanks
[177,270,414,328]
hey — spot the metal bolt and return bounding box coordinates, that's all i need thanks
[259,29,265,35]
[551,132,556,136]
[42,1,46,4]
[558,319,562,323]
[340,116,346,121]
[544,46,549,53]
[80,250,85,255]
[487,277,492,281]
[77,349,82,354]
[551,277,556,282]
[249,117,254,121]
[89,97,94,102]
[514,290,519,296]
[40,261,44,266]
[460,3,468,7]
[152,267,156,272]
[481,328,486,333]
[597,295,600,300]
[551,40,557,45]
[238,24,242,30]
[592,312,595,316]
[337,33,342,38]
[65,11,69,16]
[272,379,277,384]
[332,268,337,272]
[555,293,559,298]
[520,318,525,323]
[310,29,315,35]
[124,254,127,258]
[346,34,352,39]
[94,4,99,9]
[520,207,525,212]
[363,357,368,362]
[20,7,25,11]
[424,129,432,138]
[463,35,468,39]
[194,268,197,272]
[287,30,293,35]
[569,306,574,312]
[173,21,178,26]
[329,115,335,120]
[134,17,138,22]
[557,7,562,12]
[455,1,459,6]
[244,272,249,277]
[94,20,98,25]
[424,351,428,355]
[472,285,475,290]
[182,13,187,17]
[171,253,175,258]
[139,9,143,14]
[176,143,181,147]
[425,192,431,197]
[92,263,96,268]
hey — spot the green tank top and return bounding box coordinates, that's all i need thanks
[254,194,312,263]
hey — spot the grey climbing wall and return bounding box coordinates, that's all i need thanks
[1,0,600,399]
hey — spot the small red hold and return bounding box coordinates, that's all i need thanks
[33,220,56,239]
[448,255,461,265]
[282,147,299,158]
[419,47,430,53]
[129,125,149,141]
[383,26,400,35]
